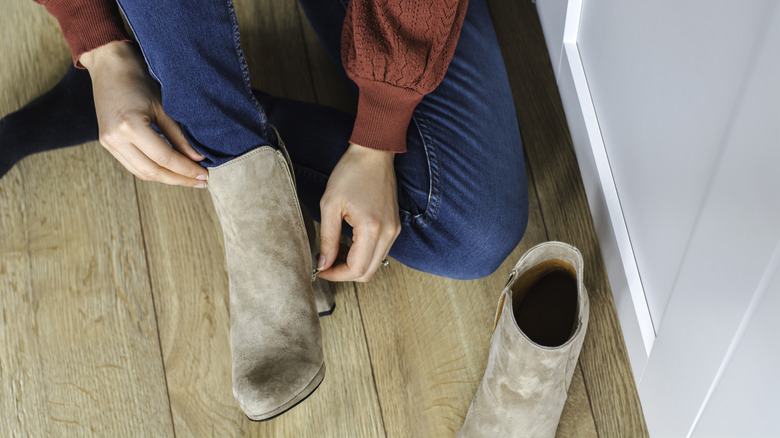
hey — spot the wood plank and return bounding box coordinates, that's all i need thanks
[134,0,384,435]
[1,1,174,436]
[487,0,649,436]
[355,165,594,437]
[558,365,599,438]
[0,148,47,438]
[298,3,596,435]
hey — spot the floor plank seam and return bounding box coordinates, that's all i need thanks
[579,363,601,438]
[19,168,51,426]
[353,285,389,437]
[132,179,177,437]
[523,152,550,240]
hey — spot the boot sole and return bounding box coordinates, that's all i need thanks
[318,303,336,317]
[244,363,326,422]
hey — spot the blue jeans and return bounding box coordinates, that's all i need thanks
[115,0,528,280]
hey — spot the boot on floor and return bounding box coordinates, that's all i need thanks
[207,131,324,421]
[458,241,590,438]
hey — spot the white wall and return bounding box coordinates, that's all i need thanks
[534,0,780,436]
[576,0,776,329]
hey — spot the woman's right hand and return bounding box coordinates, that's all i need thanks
[79,41,209,187]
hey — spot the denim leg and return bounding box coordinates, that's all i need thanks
[296,0,529,279]
[114,0,273,167]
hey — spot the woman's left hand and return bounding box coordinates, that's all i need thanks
[317,143,401,282]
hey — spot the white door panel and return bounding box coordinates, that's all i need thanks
[576,0,775,327]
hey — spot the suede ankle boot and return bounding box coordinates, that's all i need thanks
[207,136,324,421]
[458,241,589,438]
[301,206,336,316]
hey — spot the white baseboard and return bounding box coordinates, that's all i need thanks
[547,0,656,382]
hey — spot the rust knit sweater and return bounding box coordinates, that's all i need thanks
[34,0,468,153]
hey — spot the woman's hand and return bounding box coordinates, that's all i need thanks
[317,144,401,282]
[80,42,209,187]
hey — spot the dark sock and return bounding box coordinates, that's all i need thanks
[0,65,99,179]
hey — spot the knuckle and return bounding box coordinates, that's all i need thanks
[383,225,398,239]
[154,153,173,168]
[116,118,136,135]
[363,219,381,235]
[319,195,334,210]
[99,131,118,148]
[139,168,160,181]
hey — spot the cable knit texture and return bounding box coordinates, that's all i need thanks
[34,0,468,151]
[342,0,468,152]
[34,0,131,67]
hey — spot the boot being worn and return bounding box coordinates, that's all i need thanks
[458,241,589,438]
[208,137,324,421]
[301,206,336,316]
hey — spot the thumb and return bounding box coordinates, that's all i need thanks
[155,108,205,161]
[318,201,343,271]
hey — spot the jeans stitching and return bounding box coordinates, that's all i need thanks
[226,0,270,138]
[114,1,161,84]
[402,111,442,227]
[332,0,441,227]
[115,0,271,145]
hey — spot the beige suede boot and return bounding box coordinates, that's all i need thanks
[458,241,589,438]
[301,206,336,316]
[208,140,324,421]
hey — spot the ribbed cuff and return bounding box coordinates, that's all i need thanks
[350,79,424,153]
[39,0,132,68]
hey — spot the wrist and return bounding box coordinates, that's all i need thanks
[79,41,142,72]
[347,143,395,167]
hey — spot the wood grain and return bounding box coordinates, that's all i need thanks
[0,0,648,436]
[354,168,597,437]
[487,0,649,436]
[132,0,384,436]
[1,2,174,436]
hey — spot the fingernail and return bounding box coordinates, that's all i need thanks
[197,174,208,181]
[317,255,326,270]
[195,183,207,189]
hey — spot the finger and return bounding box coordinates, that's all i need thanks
[130,121,209,181]
[155,109,206,162]
[118,140,207,187]
[355,234,395,282]
[106,146,143,178]
[318,200,344,271]
[318,224,378,282]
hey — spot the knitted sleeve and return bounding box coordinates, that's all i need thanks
[34,0,131,68]
[342,0,469,153]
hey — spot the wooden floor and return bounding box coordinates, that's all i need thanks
[0,0,648,436]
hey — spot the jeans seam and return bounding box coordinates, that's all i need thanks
[226,0,270,139]
[400,111,442,227]
[333,0,441,227]
[114,1,161,84]
[115,0,271,145]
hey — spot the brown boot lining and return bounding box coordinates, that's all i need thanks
[511,259,578,347]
